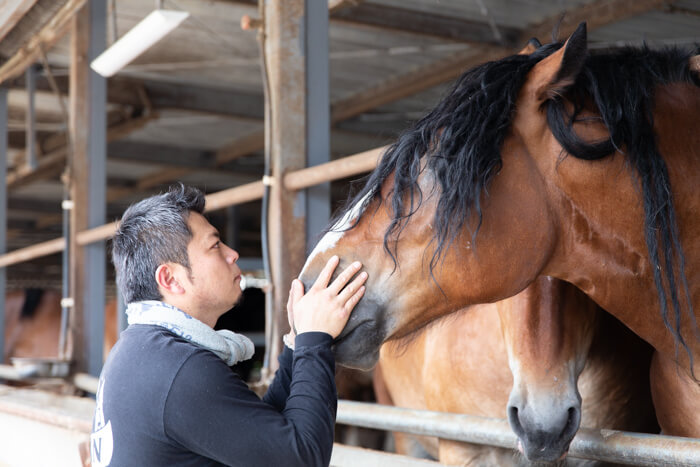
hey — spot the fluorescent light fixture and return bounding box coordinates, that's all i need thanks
[90,9,189,77]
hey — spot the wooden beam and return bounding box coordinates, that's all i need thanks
[328,0,362,14]
[142,80,264,119]
[332,3,520,46]
[228,0,518,45]
[330,45,508,123]
[263,0,307,374]
[523,0,667,44]
[284,146,384,191]
[68,0,107,376]
[8,75,266,120]
[0,237,63,268]
[0,0,40,43]
[8,197,61,213]
[0,0,88,85]
[6,113,155,190]
[108,141,217,168]
[215,128,264,165]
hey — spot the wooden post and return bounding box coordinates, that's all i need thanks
[263,0,307,374]
[69,0,106,376]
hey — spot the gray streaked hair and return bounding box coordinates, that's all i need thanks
[112,184,205,304]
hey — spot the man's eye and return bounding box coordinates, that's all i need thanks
[213,241,220,249]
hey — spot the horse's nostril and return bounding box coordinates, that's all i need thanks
[562,406,581,439]
[507,406,524,437]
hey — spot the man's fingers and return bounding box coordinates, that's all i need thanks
[291,279,304,304]
[337,271,368,303]
[286,285,294,311]
[329,261,362,294]
[343,285,366,313]
[312,255,340,290]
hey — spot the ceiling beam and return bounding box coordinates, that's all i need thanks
[0,0,40,44]
[332,3,520,47]
[108,140,217,169]
[0,0,87,85]
[6,113,155,189]
[8,197,60,213]
[225,0,519,45]
[523,0,667,44]
[8,74,265,119]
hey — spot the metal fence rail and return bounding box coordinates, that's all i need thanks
[336,400,700,467]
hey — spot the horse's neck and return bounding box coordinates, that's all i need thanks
[545,143,700,366]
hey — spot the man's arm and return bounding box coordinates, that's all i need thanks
[164,341,337,467]
[261,345,293,411]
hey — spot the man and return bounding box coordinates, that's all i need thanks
[91,185,367,467]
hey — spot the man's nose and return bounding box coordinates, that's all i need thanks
[223,243,239,264]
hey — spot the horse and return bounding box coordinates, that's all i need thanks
[373,276,657,464]
[299,23,700,438]
[3,289,118,363]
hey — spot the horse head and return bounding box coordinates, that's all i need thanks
[500,277,598,462]
[301,21,700,379]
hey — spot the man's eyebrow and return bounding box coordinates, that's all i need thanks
[206,230,220,239]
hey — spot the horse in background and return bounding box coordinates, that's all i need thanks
[299,24,700,437]
[2,289,118,363]
[373,277,657,465]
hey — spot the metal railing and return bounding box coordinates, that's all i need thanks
[336,400,700,467]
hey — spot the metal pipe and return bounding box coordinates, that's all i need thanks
[0,87,8,363]
[25,65,36,170]
[336,401,700,467]
[59,197,72,359]
[258,0,274,378]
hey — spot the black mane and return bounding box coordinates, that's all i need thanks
[341,42,563,268]
[335,43,699,370]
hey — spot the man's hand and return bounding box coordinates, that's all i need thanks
[288,256,367,339]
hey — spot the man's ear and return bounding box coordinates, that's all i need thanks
[155,264,186,295]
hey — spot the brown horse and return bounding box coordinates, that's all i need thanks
[3,289,118,363]
[299,23,700,438]
[373,277,657,464]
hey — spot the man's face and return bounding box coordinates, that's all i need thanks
[180,212,243,320]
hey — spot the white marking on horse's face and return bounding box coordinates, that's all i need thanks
[300,190,373,276]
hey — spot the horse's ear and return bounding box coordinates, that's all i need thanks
[518,38,542,55]
[690,55,700,73]
[528,22,588,101]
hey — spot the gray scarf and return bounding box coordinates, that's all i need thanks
[126,300,254,366]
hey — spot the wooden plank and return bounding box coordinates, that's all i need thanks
[0,0,39,43]
[0,0,88,85]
